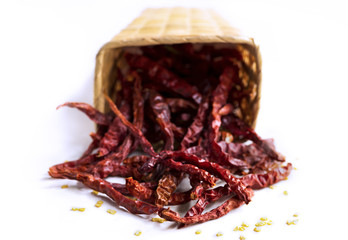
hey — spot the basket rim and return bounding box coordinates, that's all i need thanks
[98,35,257,54]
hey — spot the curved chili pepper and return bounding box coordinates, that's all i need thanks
[148,90,175,150]
[222,116,285,162]
[166,98,197,113]
[76,173,159,214]
[56,102,112,126]
[48,154,98,179]
[180,95,209,150]
[104,94,157,157]
[241,163,292,189]
[78,128,105,160]
[97,102,129,157]
[167,151,252,204]
[126,177,155,203]
[159,196,244,225]
[161,158,216,188]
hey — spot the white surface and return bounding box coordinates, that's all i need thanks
[1,0,347,239]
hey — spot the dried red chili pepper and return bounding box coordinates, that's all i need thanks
[78,128,105,160]
[161,158,216,188]
[222,116,285,162]
[180,95,209,150]
[165,98,197,113]
[73,172,159,214]
[165,151,252,204]
[56,102,112,126]
[104,94,157,157]
[97,69,140,157]
[159,196,244,225]
[124,52,202,104]
[155,173,180,207]
[97,101,129,157]
[167,185,203,206]
[126,177,155,203]
[49,154,98,179]
[241,163,292,189]
[132,71,144,129]
[148,90,175,150]
[206,66,249,169]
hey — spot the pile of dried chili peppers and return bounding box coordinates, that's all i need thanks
[49,43,292,227]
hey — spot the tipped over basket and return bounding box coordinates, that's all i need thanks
[94,7,262,128]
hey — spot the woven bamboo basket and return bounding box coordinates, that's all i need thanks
[94,7,262,128]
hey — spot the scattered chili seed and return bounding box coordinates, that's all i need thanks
[255,221,266,227]
[151,217,166,223]
[234,226,246,231]
[134,231,142,236]
[269,185,276,189]
[241,222,249,228]
[254,227,261,232]
[286,220,298,225]
[71,207,85,212]
[61,184,68,189]
[267,220,273,225]
[293,213,298,217]
[283,191,288,195]
[239,236,246,240]
[107,209,116,215]
[195,230,202,235]
[95,200,104,208]
[91,190,99,195]
[260,217,268,221]
[216,232,223,237]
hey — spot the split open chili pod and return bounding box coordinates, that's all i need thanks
[94,7,262,128]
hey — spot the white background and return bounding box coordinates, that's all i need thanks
[1,0,347,239]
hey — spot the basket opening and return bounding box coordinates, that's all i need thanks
[96,42,260,131]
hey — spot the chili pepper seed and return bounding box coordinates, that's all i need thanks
[255,221,266,227]
[91,190,99,195]
[239,235,246,240]
[216,232,223,237]
[71,207,85,212]
[107,209,116,215]
[151,217,166,223]
[254,227,261,232]
[195,230,202,235]
[286,219,298,225]
[241,222,249,228]
[61,184,68,189]
[134,231,142,236]
[95,200,104,208]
